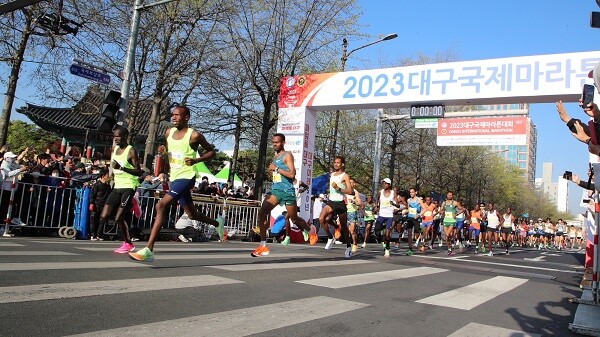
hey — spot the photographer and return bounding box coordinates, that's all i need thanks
[564,169,595,191]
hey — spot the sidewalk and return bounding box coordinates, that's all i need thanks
[570,268,600,336]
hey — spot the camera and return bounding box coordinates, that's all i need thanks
[563,171,572,180]
[592,11,600,28]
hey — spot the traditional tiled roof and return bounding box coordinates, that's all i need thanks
[16,85,171,148]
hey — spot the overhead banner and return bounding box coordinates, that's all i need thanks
[436,116,528,146]
[279,51,600,111]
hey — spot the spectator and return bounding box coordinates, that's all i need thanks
[0,151,28,232]
[88,167,111,241]
[174,213,203,242]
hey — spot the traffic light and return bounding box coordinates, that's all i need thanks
[97,90,121,134]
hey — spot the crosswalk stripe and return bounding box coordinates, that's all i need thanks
[153,252,316,260]
[209,259,374,271]
[66,296,370,337]
[415,276,528,310]
[0,251,79,256]
[0,275,242,304]
[0,242,24,247]
[414,255,581,274]
[448,322,540,337]
[76,247,254,252]
[0,261,148,271]
[295,266,448,289]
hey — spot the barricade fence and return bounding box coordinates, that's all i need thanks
[0,178,261,241]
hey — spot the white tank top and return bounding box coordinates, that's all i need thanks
[487,210,499,227]
[502,214,513,228]
[329,172,346,202]
[378,189,395,218]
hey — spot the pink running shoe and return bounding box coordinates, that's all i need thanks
[114,242,135,254]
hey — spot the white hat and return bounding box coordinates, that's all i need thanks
[382,178,391,184]
[3,151,17,159]
[318,194,325,198]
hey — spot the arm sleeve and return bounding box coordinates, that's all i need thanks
[577,180,595,191]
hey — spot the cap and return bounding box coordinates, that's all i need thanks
[3,151,17,159]
[318,193,325,198]
[382,178,391,184]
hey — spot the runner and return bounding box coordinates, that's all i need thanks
[361,195,376,248]
[374,178,395,258]
[455,200,468,252]
[319,156,354,258]
[500,207,515,255]
[248,133,312,257]
[346,178,363,253]
[129,106,224,262]
[100,126,143,254]
[468,204,482,250]
[419,196,436,252]
[484,203,500,256]
[440,191,460,256]
[404,187,423,256]
[479,203,488,253]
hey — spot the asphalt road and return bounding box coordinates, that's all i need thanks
[0,237,586,337]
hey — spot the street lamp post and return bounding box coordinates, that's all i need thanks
[329,33,398,164]
[117,0,179,125]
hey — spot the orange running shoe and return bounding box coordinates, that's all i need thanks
[250,245,270,257]
[419,245,426,252]
[309,233,318,246]
[334,228,341,239]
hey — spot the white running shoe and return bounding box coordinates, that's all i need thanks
[361,242,366,249]
[178,235,190,243]
[344,247,352,259]
[384,249,390,258]
[325,238,334,250]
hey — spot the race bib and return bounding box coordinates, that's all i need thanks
[272,172,282,183]
[365,210,373,217]
[470,217,478,223]
[408,208,417,216]
[444,211,454,218]
[424,210,432,217]
[381,200,391,208]
[169,152,184,169]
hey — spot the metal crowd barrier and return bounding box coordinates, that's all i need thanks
[0,178,261,241]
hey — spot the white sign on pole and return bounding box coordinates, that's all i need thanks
[414,118,438,129]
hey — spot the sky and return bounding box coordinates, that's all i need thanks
[345,0,600,215]
[5,0,600,216]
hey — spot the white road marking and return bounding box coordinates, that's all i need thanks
[0,275,242,303]
[416,276,528,310]
[67,296,370,337]
[448,322,540,336]
[209,259,374,271]
[0,261,147,271]
[296,266,447,289]
[0,251,78,256]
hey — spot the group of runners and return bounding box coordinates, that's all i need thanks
[101,106,583,262]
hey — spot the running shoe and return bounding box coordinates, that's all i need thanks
[361,242,367,249]
[428,244,433,250]
[384,249,390,258]
[480,246,486,253]
[90,237,98,241]
[505,251,510,255]
[406,249,413,256]
[344,247,352,259]
[419,245,426,252]
[215,216,225,240]
[2,232,13,237]
[114,242,135,254]
[446,250,454,256]
[487,251,494,257]
[309,233,318,246]
[281,236,290,246]
[302,230,309,241]
[351,244,358,253]
[178,235,190,243]
[334,228,341,239]
[325,238,334,250]
[128,247,154,262]
[382,242,386,250]
[250,245,270,257]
